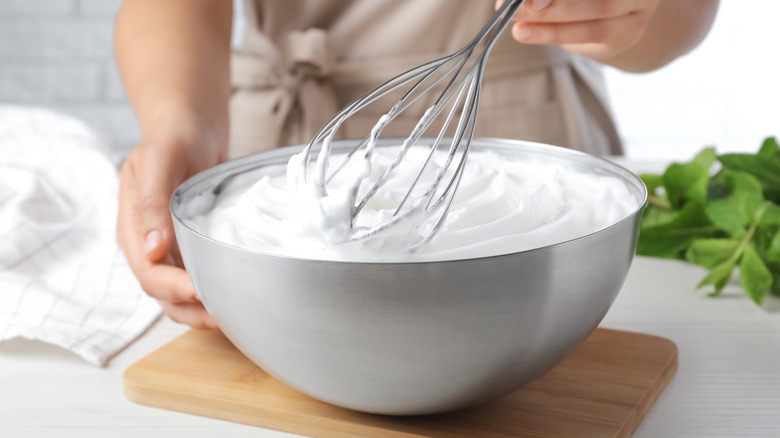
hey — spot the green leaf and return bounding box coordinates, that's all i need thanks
[640,173,664,194]
[697,259,736,296]
[704,171,764,235]
[636,137,780,307]
[757,137,779,160]
[663,161,710,209]
[718,153,780,193]
[693,147,718,170]
[739,244,773,305]
[751,225,778,259]
[706,170,730,200]
[758,202,780,227]
[642,173,672,212]
[643,205,676,227]
[638,203,720,259]
[685,238,740,269]
[766,229,780,263]
[705,201,748,236]
[771,271,780,297]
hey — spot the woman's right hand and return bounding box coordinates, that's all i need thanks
[117,113,228,329]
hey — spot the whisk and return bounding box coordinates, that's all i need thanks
[295,0,526,249]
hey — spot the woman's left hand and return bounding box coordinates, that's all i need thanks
[500,0,661,63]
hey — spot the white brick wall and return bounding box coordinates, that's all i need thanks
[0,0,72,16]
[0,0,140,155]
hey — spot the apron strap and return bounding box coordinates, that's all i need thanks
[230,27,339,156]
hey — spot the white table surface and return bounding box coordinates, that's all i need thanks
[3,161,780,438]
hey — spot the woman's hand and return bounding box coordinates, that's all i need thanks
[117,114,227,329]
[115,0,232,328]
[500,0,719,72]
[504,0,660,61]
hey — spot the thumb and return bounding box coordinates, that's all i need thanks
[142,227,169,262]
[132,148,182,263]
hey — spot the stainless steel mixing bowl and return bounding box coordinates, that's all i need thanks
[171,137,647,415]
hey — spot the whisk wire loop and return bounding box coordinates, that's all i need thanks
[297,0,525,248]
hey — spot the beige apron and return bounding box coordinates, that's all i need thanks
[229,0,622,159]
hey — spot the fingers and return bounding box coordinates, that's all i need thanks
[512,12,646,47]
[515,0,647,23]
[142,262,200,303]
[131,148,182,263]
[119,213,200,305]
[118,154,199,302]
[117,156,172,265]
[117,140,212,329]
[159,300,219,330]
[118,157,215,329]
[496,0,554,13]
[502,0,658,58]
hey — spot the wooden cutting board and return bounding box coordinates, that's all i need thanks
[124,328,677,438]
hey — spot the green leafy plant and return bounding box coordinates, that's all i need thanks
[637,137,780,306]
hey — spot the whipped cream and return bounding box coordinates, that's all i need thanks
[186,145,639,262]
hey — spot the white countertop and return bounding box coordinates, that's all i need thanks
[3,255,780,438]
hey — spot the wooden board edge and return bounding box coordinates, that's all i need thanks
[615,334,679,438]
[124,365,426,438]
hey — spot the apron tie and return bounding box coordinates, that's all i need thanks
[230,28,339,157]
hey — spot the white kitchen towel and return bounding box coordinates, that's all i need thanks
[0,105,161,366]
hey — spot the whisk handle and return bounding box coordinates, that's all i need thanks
[500,0,526,19]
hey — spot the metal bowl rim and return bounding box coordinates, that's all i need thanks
[170,137,647,265]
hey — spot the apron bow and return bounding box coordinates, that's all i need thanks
[230,28,339,157]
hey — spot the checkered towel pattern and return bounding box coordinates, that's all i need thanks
[0,106,161,366]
